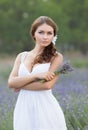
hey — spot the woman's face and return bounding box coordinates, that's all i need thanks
[34,23,54,47]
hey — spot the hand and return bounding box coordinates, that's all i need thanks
[35,71,55,81]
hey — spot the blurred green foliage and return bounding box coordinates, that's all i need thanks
[0,0,88,54]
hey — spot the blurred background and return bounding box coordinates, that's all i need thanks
[0,0,88,130]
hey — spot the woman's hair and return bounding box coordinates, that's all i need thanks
[30,16,58,64]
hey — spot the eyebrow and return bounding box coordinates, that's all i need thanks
[38,29,53,33]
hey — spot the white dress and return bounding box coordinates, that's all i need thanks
[14,52,67,130]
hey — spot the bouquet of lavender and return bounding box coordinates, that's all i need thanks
[40,61,74,83]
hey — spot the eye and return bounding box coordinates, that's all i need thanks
[47,32,53,35]
[38,31,44,34]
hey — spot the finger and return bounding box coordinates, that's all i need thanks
[50,75,54,79]
[51,72,55,76]
[47,75,54,81]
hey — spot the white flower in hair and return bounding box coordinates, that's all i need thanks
[52,35,57,45]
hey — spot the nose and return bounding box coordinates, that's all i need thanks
[43,34,48,39]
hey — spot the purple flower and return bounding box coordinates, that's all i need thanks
[55,61,74,75]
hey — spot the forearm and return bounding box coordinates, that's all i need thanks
[8,74,36,88]
[22,81,48,91]
[22,75,59,91]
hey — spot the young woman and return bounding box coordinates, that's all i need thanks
[8,16,67,130]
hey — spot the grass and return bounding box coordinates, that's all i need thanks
[65,95,88,130]
[0,108,13,130]
[72,59,88,68]
[63,51,88,68]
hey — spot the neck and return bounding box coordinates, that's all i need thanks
[32,44,44,55]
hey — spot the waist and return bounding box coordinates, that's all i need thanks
[19,89,52,96]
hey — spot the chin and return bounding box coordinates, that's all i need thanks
[41,42,50,47]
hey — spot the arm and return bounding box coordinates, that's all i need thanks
[49,52,63,72]
[21,53,63,91]
[22,75,59,91]
[8,53,37,88]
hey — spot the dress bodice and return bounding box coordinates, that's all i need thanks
[18,51,51,77]
[18,62,50,77]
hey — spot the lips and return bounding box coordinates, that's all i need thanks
[42,41,48,43]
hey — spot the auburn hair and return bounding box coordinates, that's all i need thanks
[30,16,58,64]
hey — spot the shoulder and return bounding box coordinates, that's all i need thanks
[51,52,63,65]
[16,51,28,60]
[49,52,63,71]
[15,52,22,62]
[55,52,63,61]
[14,51,25,65]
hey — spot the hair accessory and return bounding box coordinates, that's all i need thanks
[52,35,57,45]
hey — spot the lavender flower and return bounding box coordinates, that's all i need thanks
[40,61,74,83]
[54,61,74,75]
